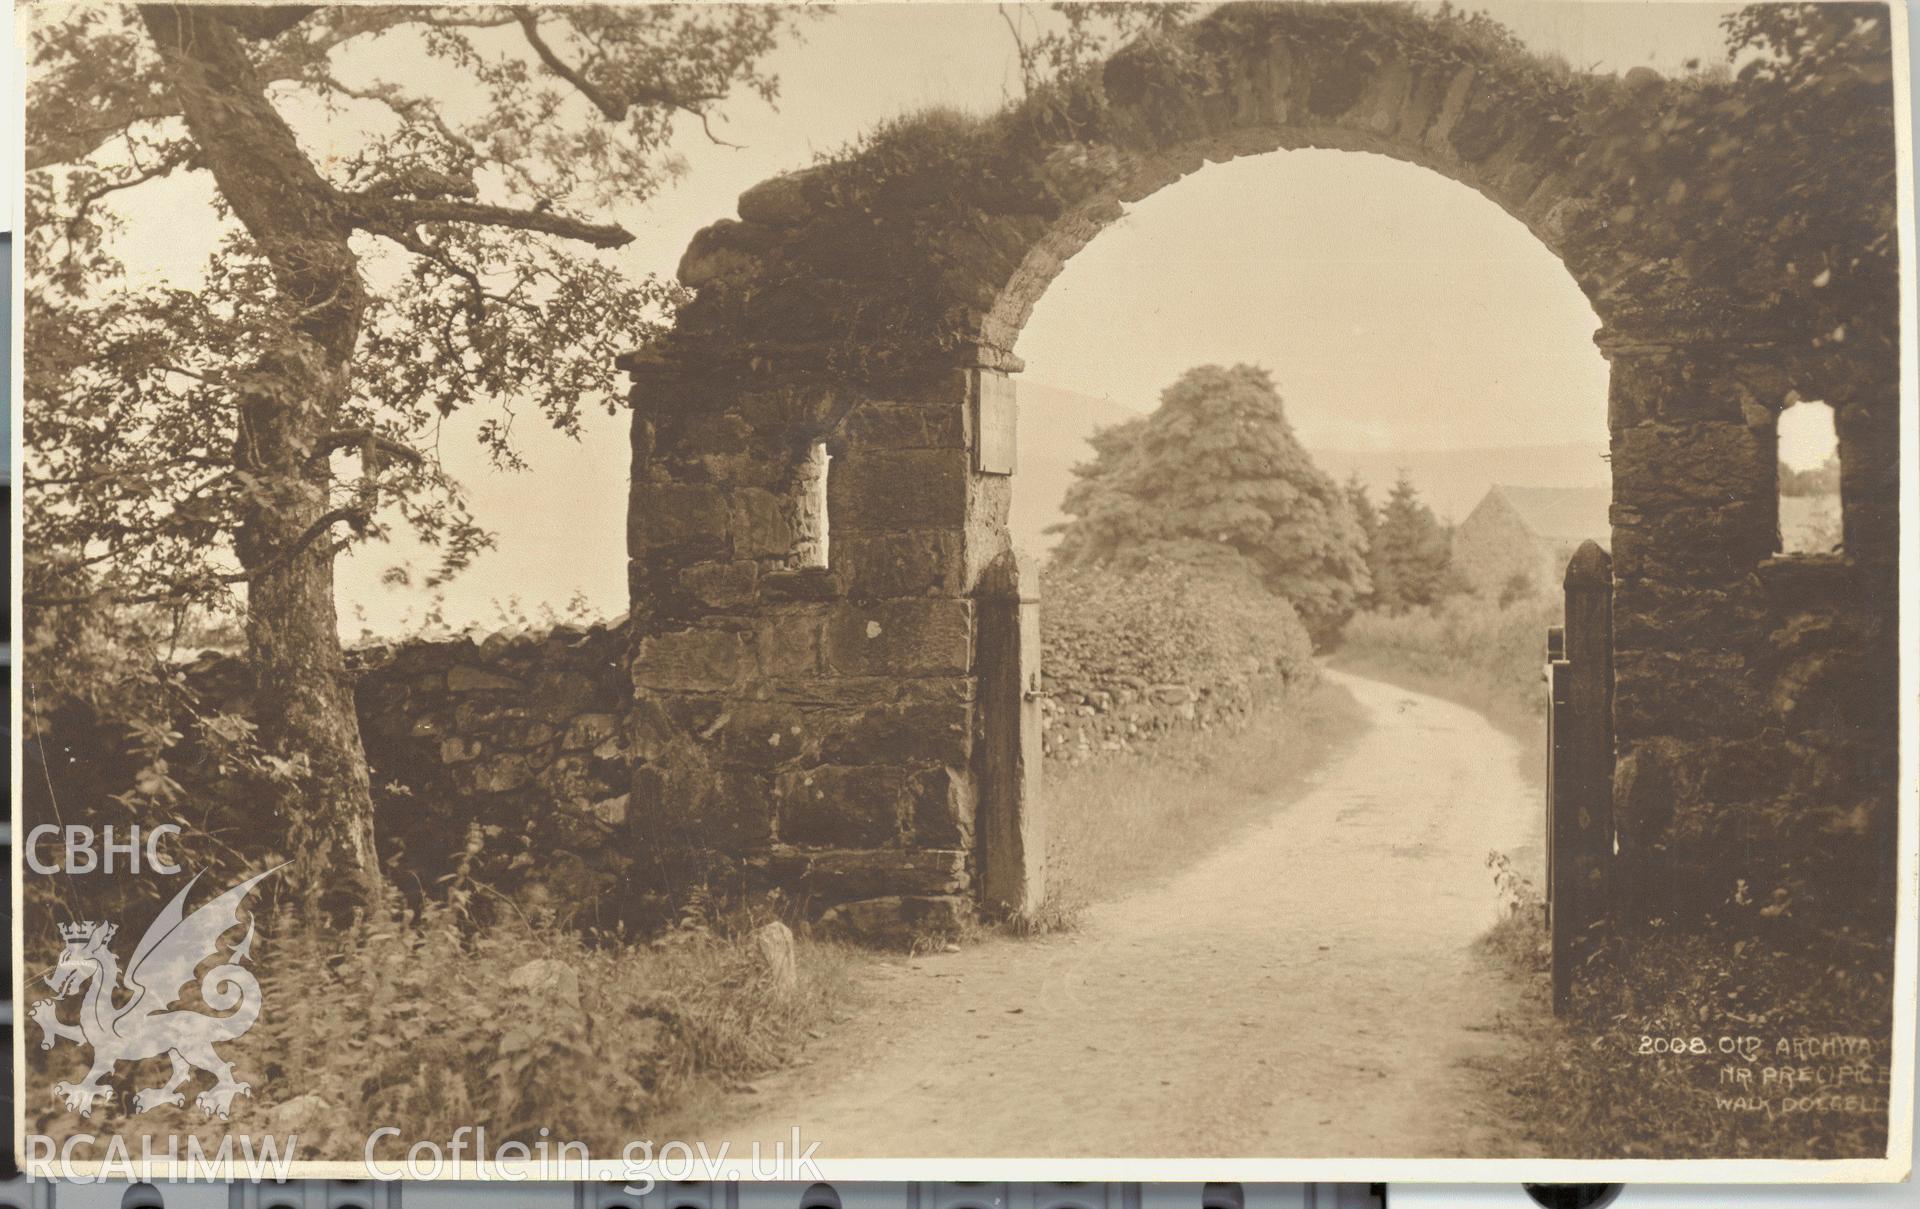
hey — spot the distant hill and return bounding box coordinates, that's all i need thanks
[1011,382,1145,558]
[1009,379,1612,555]
[1315,443,1611,524]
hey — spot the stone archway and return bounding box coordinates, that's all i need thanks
[622,3,1897,944]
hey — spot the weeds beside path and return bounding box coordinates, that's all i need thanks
[1475,908,1894,1159]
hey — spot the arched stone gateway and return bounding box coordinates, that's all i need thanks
[622,4,1898,944]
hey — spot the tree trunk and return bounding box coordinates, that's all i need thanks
[141,6,380,920]
[233,354,381,924]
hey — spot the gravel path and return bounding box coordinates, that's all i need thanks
[704,669,1545,1159]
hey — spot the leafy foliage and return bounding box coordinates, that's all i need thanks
[997,2,1196,95]
[1050,365,1370,643]
[1480,915,1891,1159]
[1568,2,1896,399]
[27,895,850,1155]
[1362,474,1468,614]
[1778,451,1842,497]
[23,4,813,903]
[25,4,809,613]
[1338,593,1564,742]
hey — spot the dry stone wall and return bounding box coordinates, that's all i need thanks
[346,623,636,931]
[1039,562,1318,763]
[38,624,642,933]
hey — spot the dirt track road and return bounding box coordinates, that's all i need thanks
[706,669,1544,1158]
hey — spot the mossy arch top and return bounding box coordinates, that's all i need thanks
[621,3,1897,939]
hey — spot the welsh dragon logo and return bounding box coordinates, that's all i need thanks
[31,868,279,1120]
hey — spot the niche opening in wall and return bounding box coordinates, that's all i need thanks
[792,439,831,568]
[1777,399,1843,555]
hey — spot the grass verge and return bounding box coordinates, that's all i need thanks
[26,902,856,1162]
[1031,677,1368,928]
[1474,903,1893,1159]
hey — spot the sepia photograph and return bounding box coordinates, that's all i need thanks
[12,0,1914,1180]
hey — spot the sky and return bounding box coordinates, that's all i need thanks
[66,1,1767,637]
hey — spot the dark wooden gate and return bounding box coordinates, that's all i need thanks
[1544,540,1615,1014]
[977,551,1046,917]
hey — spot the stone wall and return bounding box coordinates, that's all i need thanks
[621,0,1897,953]
[34,624,642,932]
[346,622,636,930]
[623,364,989,940]
[1039,562,1317,763]
[1603,346,1899,945]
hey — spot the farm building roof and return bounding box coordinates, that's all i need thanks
[1484,484,1612,542]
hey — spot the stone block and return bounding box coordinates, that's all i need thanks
[1605,345,1767,427]
[819,702,972,766]
[1610,579,1764,654]
[591,794,630,827]
[631,481,730,557]
[490,717,557,750]
[756,609,824,677]
[729,487,794,559]
[908,765,974,847]
[708,703,812,770]
[799,847,969,901]
[760,566,841,601]
[833,531,966,598]
[469,753,533,794]
[840,402,967,449]
[563,713,620,751]
[774,764,909,848]
[1611,421,1772,509]
[448,665,523,694]
[736,169,821,227]
[817,895,970,946]
[628,696,680,762]
[634,626,751,691]
[677,219,765,289]
[761,674,976,710]
[679,560,760,609]
[828,448,970,532]
[1609,499,1775,584]
[630,765,774,853]
[1614,649,1766,741]
[440,736,481,764]
[823,600,973,677]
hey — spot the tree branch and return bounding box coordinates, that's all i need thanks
[358,167,479,202]
[25,505,367,607]
[511,6,737,145]
[349,195,633,249]
[206,6,320,40]
[27,107,178,173]
[309,428,425,468]
[513,8,626,121]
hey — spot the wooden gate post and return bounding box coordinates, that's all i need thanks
[1546,628,1572,1013]
[1563,541,1615,977]
[976,550,1046,917]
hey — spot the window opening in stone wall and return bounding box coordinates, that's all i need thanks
[793,438,831,568]
[1778,400,1843,555]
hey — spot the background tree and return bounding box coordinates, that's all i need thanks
[1343,472,1379,608]
[23,4,811,919]
[1779,451,1843,497]
[1365,474,1464,614]
[1050,364,1369,643]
